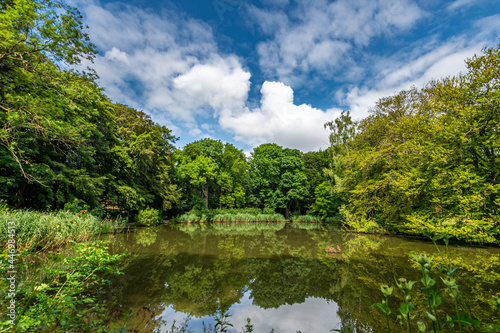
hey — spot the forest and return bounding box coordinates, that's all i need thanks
[1,0,499,244]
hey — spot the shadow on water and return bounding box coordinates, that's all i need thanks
[100,223,500,332]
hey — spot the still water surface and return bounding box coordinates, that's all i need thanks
[102,223,500,332]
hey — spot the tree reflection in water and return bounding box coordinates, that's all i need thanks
[103,223,500,332]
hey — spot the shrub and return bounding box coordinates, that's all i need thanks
[136,207,160,226]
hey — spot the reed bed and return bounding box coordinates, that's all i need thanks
[0,210,123,250]
[290,215,323,223]
[211,222,286,232]
[212,213,286,222]
[177,208,286,223]
[176,221,287,237]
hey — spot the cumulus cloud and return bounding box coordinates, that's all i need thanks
[173,56,251,117]
[220,81,340,152]
[71,0,499,153]
[75,0,250,127]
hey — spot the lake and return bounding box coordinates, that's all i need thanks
[101,222,500,332]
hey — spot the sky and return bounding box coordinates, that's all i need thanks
[70,0,500,153]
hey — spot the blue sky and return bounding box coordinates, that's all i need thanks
[71,0,500,153]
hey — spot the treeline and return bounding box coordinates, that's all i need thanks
[1,1,499,242]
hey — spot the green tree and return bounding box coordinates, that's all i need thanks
[108,104,180,212]
[302,149,330,194]
[249,143,309,218]
[340,45,500,242]
[0,0,115,209]
[176,139,249,209]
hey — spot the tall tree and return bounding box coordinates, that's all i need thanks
[107,104,180,212]
[0,0,113,208]
[340,45,500,242]
[249,144,308,218]
[176,139,249,209]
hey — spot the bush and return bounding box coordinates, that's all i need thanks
[136,207,160,226]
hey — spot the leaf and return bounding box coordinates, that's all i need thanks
[371,302,391,315]
[426,311,437,322]
[450,315,480,327]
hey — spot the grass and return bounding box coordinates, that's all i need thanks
[0,210,125,251]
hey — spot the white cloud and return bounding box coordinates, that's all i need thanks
[220,81,340,152]
[173,56,251,117]
[343,40,485,120]
[447,0,476,12]
[73,0,251,135]
[74,0,342,152]
[71,0,499,153]
[104,47,130,64]
[250,0,425,84]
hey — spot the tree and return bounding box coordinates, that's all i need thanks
[107,104,180,212]
[176,139,249,209]
[0,0,109,208]
[319,111,358,219]
[249,144,309,218]
[340,45,500,242]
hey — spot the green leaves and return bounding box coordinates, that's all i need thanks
[249,144,309,217]
[372,302,391,315]
[0,240,126,332]
[176,139,249,209]
[337,45,500,243]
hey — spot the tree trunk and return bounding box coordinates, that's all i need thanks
[204,184,209,208]
[14,181,27,209]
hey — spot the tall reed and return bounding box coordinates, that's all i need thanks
[0,210,123,251]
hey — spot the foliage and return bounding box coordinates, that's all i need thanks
[249,143,309,218]
[338,45,500,243]
[176,139,249,210]
[310,181,343,219]
[372,231,499,332]
[108,104,180,212]
[0,241,129,332]
[136,207,160,226]
[0,2,179,214]
[0,209,123,251]
[0,0,113,208]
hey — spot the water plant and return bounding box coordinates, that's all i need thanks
[0,210,125,251]
[0,241,129,332]
[372,230,498,332]
[178,208,286,223]
[291,215,322,223]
